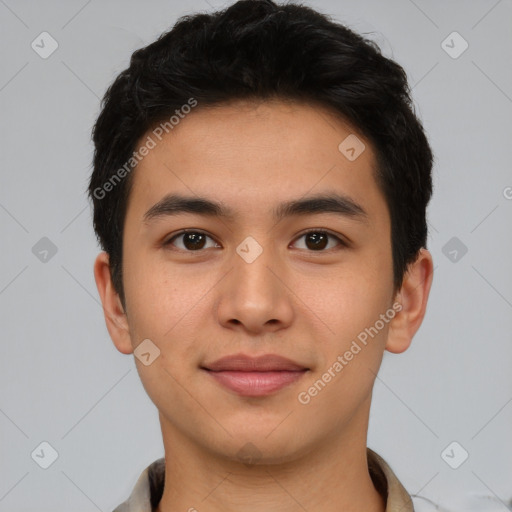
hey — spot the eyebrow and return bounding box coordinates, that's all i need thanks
[143,192,368,224]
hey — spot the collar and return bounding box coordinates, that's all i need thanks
[113,447,414,512]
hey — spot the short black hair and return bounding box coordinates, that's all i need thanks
[88,0,433,310]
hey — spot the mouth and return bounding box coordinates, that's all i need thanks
[201,368,309,397]
[200,353,309,397]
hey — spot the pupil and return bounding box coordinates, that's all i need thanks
[307,232,327,250]
[185,233,205,250]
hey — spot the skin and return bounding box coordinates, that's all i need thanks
[94,99,433,512]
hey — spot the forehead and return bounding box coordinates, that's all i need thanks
[126,99,386,225]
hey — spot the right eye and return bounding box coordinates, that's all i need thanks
[163,230,221,252]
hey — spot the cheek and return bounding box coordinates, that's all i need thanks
[123,255,213,348]
[122,255,172,344]
[305,256,393,363]
[122,262,208,398]
[298,285,391,419]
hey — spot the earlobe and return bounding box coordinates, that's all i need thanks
[93,252,134,355]
[385,248,434,354]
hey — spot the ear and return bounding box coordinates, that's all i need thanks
[93,252,134,355]
[386,248,434,354]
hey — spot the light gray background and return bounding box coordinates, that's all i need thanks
[1,0,511,510]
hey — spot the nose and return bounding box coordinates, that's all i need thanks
[215,241,294,334]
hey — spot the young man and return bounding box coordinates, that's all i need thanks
[88,1,434,510]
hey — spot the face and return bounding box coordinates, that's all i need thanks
[104,99,403,463]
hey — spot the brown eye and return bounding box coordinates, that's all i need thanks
[165,230,219,251]
[164,229,346,253]
[292,230,345,251]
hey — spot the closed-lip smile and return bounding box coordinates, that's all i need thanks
[201,353,309,397]
[202,353,308,372]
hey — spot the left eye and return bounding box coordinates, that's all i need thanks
[164,230,345,252]
[292,230,345,251]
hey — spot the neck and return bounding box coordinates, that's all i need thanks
[155,403,386,512]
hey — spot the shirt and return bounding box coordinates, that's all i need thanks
[112,447,414,512]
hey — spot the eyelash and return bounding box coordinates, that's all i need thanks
[163,229,347,253]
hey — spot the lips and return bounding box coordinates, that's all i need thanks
[202,353,308,372]
[201,353,309,397]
